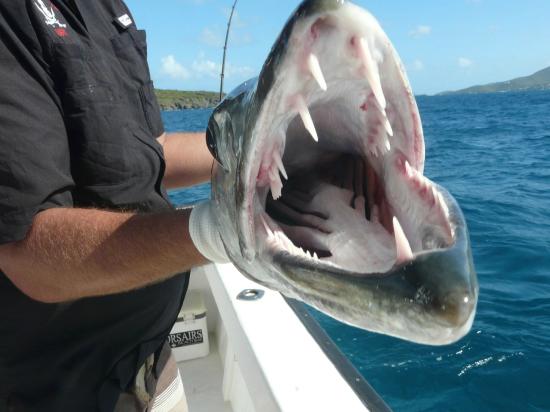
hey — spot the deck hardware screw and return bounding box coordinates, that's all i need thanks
[237,289,265,301]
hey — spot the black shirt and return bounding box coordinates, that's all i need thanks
[0,1,188,410]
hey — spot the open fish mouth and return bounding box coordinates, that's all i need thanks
[208,0,477,345]
[243,5,452,275]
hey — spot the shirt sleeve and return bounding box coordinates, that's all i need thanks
[0,34,74,244]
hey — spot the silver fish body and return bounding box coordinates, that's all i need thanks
[206,0,478,345]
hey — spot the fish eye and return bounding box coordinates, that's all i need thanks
[206,120,223,167]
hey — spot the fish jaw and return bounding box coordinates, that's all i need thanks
[272,185,478,346]
[236,1,425,258]
[209,0,478,345]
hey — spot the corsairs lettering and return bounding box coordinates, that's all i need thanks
[168,329,204,348]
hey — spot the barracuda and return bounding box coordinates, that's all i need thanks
[206,0,478,345]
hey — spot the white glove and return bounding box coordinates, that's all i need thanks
[189,201,230,263]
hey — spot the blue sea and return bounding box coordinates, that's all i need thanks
[162,90,550,412]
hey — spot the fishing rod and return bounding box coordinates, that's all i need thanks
[220,0,238,102]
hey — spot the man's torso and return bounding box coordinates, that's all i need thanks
[0,2,187,410]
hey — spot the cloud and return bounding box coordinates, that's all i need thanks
[161,55,191,80]
[160,53,254,82]
[235,32,252,46]
[195,8,252,49]
[225,62,255,78]
[411,59,425,71]
[458,57,474,68]
[192,55,219,78]
[200,28,223,48]
[409,25,432,38]
[200,24,252,48]
[192,53,254,79]
[222,8,246,29]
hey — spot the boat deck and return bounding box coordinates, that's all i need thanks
[171,265,386,412]
[178,334,232,412]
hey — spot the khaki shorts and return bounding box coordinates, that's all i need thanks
[114,343,187,412]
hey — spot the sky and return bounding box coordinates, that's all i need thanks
[125,0,550,95]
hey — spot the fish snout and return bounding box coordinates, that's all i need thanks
[435,287,477,328]
[408,245,478,336]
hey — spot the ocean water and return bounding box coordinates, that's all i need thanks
[162,90,550,412]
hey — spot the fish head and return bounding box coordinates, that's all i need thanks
[207,0,478,345]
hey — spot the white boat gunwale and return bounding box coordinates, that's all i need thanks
[283,296,391,412]
[175,263,391,412]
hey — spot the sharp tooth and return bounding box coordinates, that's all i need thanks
[273,151,288,180]
[275,231,288,248]
[419,175,428,191]
[269,167,278,181]
[270,182,281,200]
[281,232,296,250]
[431,187,440,203]
[269,168,283,200]
[384,117,394,137]
[377,136,389,155]
[358,37,386,110]
[308,53,327,91]
[435,192,443,210]
[430,186,438,203]
[393,217,414,264]
[437,193,450,217]
[297,97,319,142]
[313,252,319,260]
[384,137,391,151]
[384,117,393,137]
[405,160,414,178]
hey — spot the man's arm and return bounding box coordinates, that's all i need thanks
[0,131,220,304]
[0,208,207,304]
[157,132,214,189]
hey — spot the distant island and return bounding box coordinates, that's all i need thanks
[439,66,550,95]
[158,66,550,104]
[154,89,222,110]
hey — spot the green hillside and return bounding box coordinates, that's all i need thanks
[440,66,550,95]
[154,89,223,110]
